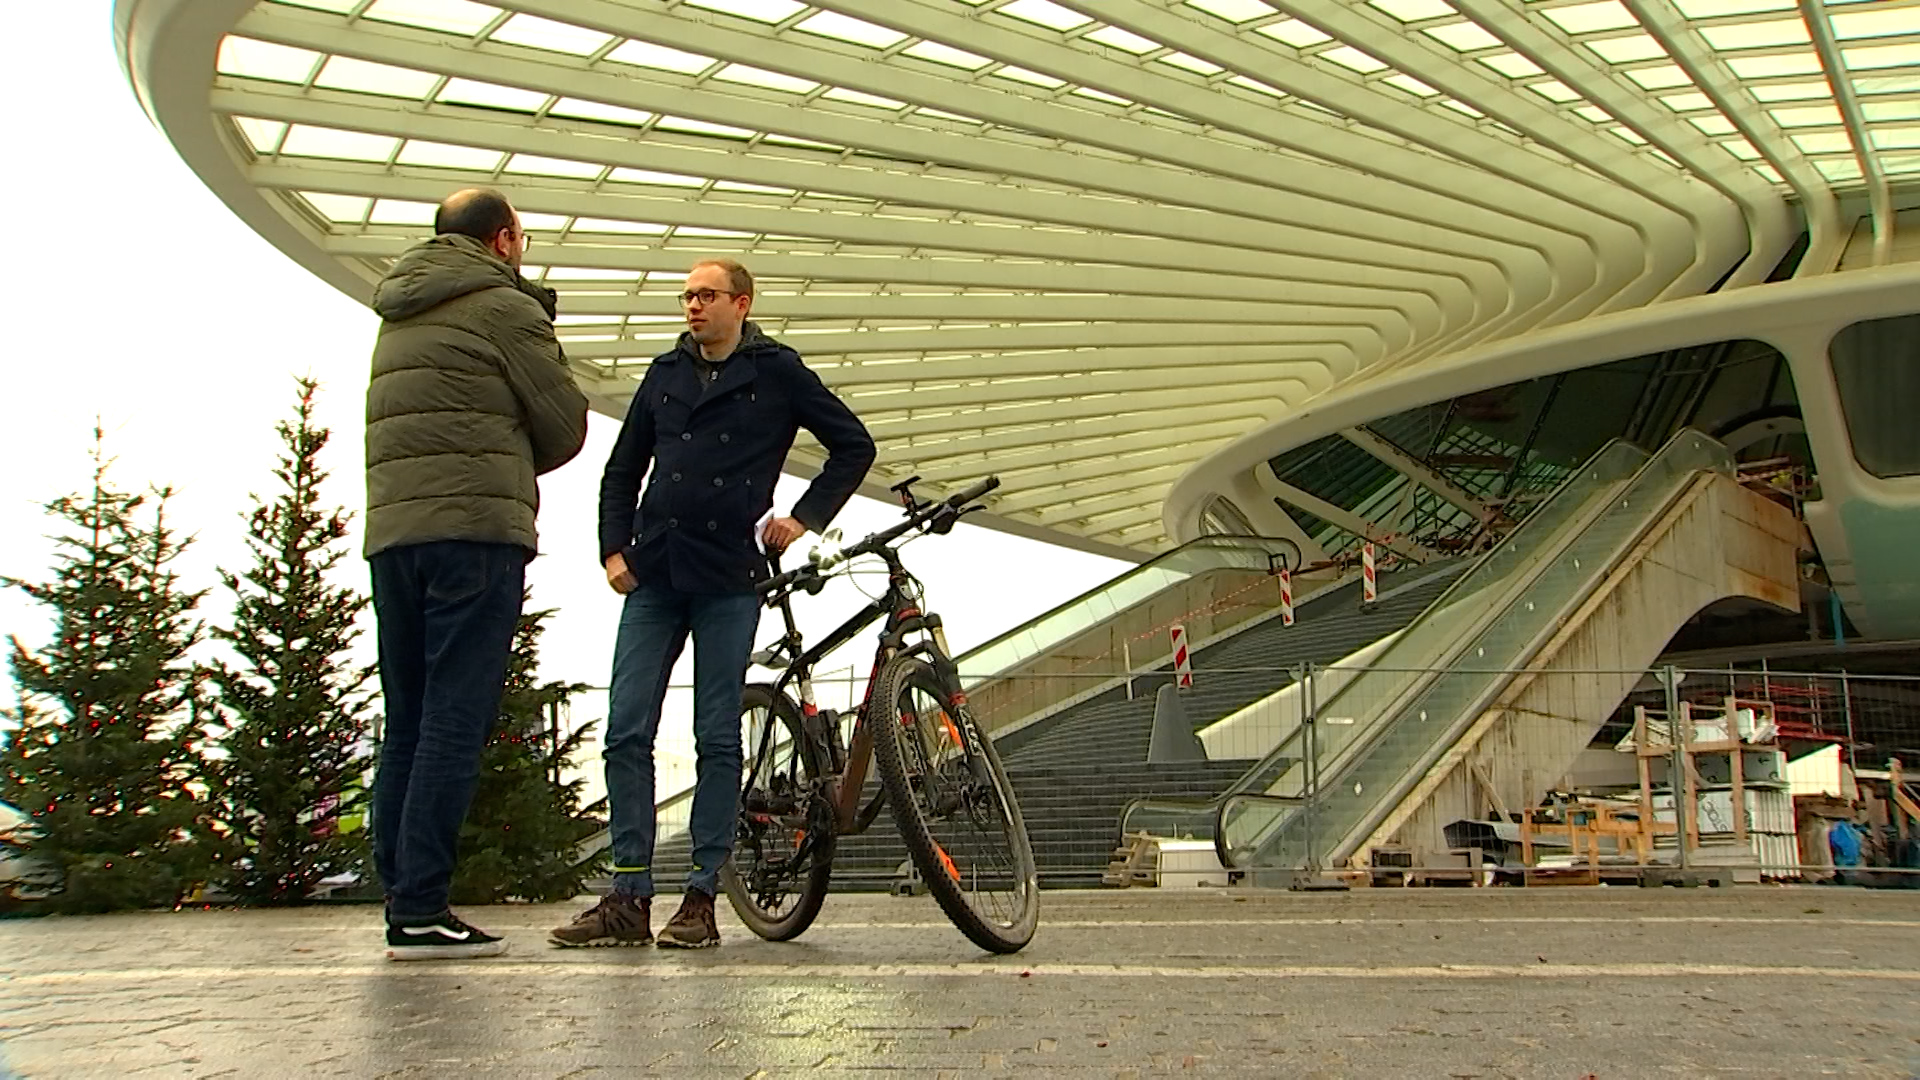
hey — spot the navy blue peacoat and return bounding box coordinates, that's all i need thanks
[597,322,876,594]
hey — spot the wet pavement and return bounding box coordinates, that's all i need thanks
[2,886,1917,1078]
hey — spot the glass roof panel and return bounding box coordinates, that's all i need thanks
[369,199,438,226]
[1255,19,1334,48]
[1574,104,1611,122]
[1697,19,1809,51]
[1182,0,1279,22]
[902,41,995,70]
[793,11,907,49]
[296,191,372,222]
[1813,157,1864,181]
[1526,79,1579,103]
[1370,0,1457,22]
[680,0,807,23]
[1749,80,1836,102]
[488,13,613,56]
[996,0,1093,31]
[395,140,506,170]
[1321,46,1390,74]
[549,98,654,126]
[1830,6,1920,41]
[655,116,757,139]
[1480,52,1546,78]
[574,217,670,234]
[1750,162,1784,183]
[993,66,1069,89]
[1384,73,1442,97]
[516,211,568,231]
[217,36,323,83]
[1624,64,1694,90]
[1689,114,1736,136]
[315,56,441,99]
[1865,99,1920,121]
[822,87,908,109]
[279,125,400,161]
[437,78,547,111]
[1072,86,1133,105]
[1790,131,1856,154]
[1585,34,1668,65]
[1226,74,1287,98]
[1084,26,1161,53]
[1425,21,1502,51]
[713,63,819,94]
[1857,71,1920,94]
[1844,43,1920,71]
[1541,2,1640,35]
[232,116,288,154]
[1880,153,1920,175]
[503,153,605,179]
[361,0,503,36]
[1660,91,1713,111]
[1724,52,1824,78]
[1671,0,1794,15]
[606,40,716,74]
[1718,136,1759,159]
[608,167,706,186]
[1872,125,1920,148]
[1769,103,1844,128]
[1155,52,1225,75]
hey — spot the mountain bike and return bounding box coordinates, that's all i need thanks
[719,475,1039,954]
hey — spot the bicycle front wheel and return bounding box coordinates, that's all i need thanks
[870,656,1038,953]
[720,683,834,942]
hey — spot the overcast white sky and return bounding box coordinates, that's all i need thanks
[0,5,1130,796]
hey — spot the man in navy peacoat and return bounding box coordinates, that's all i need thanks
[553,258,874,951]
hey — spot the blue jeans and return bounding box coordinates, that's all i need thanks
[369,541,524,919]
[605,583,760,898]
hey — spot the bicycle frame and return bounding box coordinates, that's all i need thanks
[751,547,957,836]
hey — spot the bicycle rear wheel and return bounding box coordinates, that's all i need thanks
[870,656,1038,953]
[721,683,834,941]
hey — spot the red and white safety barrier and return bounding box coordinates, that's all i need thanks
[1280,569,1295,627]
[1170,623,1193,688]
[1362,542,1378,604]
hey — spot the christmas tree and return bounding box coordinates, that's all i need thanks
[448,601,606,905]
[204,378,374,905]
[0,430,211,913]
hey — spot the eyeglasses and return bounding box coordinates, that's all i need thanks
[500,227,531,253]
[679,288,739,307]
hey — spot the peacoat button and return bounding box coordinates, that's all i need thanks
[671,472,682,482]
[712,477,724,487]
[668,518,679,528]
[720,433,731,444]
[707,521,718,531]
[681,432,692,442]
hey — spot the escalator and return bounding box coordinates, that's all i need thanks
[1126,430,1803,878]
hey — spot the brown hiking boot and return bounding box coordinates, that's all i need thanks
[548,893,652,948]
[655,890,720,949]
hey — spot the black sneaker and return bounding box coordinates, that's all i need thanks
[385,911,509,961]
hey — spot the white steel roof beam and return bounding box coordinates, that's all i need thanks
[254,163,1447,296]
[1800,0,1893,267]
[810,347,1347,386]
[543,290,1396,329]
[855,384,1301,441]
[902,419,1256,477]
[568,324,1360,362]
[1621,0,1843,277]
[816,0,1579,340]
[211,84,1491,289]
[873,406,1271,468]
[1450,0,1786,289]
[1278,0,1720,309]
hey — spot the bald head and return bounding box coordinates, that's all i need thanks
[435,188,523,268]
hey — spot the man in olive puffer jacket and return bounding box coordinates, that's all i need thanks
[364,188,589,960]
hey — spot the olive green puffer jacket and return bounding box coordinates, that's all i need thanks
[363,234,589,559]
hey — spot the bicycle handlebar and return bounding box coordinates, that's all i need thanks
[756,475,1000,599]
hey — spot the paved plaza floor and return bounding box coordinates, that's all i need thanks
[2,886,1917,1078]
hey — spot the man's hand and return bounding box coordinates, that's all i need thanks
[604,551,638,595]
[763,516,807,555]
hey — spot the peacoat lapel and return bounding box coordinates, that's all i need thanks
[692,349,761,412]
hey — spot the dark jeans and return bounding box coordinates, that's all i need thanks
[605,583,760,899]
[370,540,525,919]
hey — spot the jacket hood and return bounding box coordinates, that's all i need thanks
[669,320,783,363]
[371,234,558,322]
